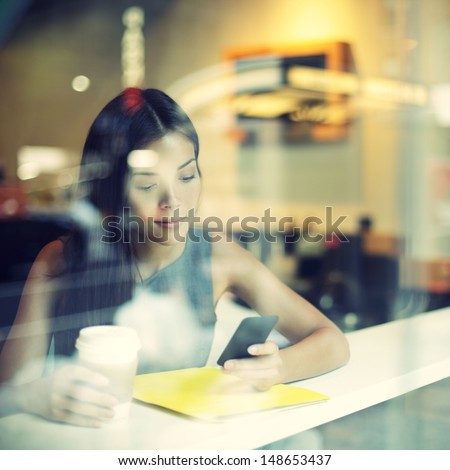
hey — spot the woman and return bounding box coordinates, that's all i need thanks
[0,88,349,427]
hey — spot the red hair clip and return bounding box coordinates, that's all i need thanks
[122,87,144,115]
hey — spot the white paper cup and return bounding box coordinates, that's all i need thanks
[75,325,141,420]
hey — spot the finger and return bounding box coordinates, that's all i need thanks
[51,406,105,428]
[63,365,110,388]
[224,354,279,371]
[64,415,104,428]
[224,366,279,380]
[64,383,119,408]
[51,393,116,421]
[223,367,277,392]
[52,366,110,399]
[247,341,279,356]
[253,382,273,392]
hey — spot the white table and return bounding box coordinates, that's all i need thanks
[0,302,449,450]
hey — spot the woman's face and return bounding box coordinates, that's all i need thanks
[127,132,201,245]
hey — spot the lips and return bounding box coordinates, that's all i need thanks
[154,217,188,227]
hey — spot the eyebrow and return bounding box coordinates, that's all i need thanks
[132,158,196,176]
[178,158,196,170]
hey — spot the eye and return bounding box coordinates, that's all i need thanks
[136,183,156,191]
[179,174,196,182]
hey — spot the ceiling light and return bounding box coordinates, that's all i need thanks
[72,75,90,92]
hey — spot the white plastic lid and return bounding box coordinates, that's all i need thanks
[75,325,141,363]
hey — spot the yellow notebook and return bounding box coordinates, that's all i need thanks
[133,366,329,420]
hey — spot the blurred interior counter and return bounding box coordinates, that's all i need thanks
[0,301,449,450]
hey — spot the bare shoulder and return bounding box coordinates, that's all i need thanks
[29,239,67,279]
[210,233,254,265]
[210,233,264,290]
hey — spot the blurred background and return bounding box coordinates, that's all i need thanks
[0,0,449,449]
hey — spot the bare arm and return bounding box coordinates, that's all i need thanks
[212,237,350,388]
[0,241,118,426]
[0,240,63,383]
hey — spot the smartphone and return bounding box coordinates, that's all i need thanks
[217,315,279,366]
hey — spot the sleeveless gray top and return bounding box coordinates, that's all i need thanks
[136,229,217,372]
[52,229,217,372]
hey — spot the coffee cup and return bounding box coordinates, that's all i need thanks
[75,325,141,420]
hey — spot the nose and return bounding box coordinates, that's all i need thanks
[158,185,180,210]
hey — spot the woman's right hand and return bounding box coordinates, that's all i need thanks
[17,364,119,427]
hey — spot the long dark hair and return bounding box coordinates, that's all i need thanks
[52,88,200,356]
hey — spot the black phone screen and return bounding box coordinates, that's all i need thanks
[217,315,279,366]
